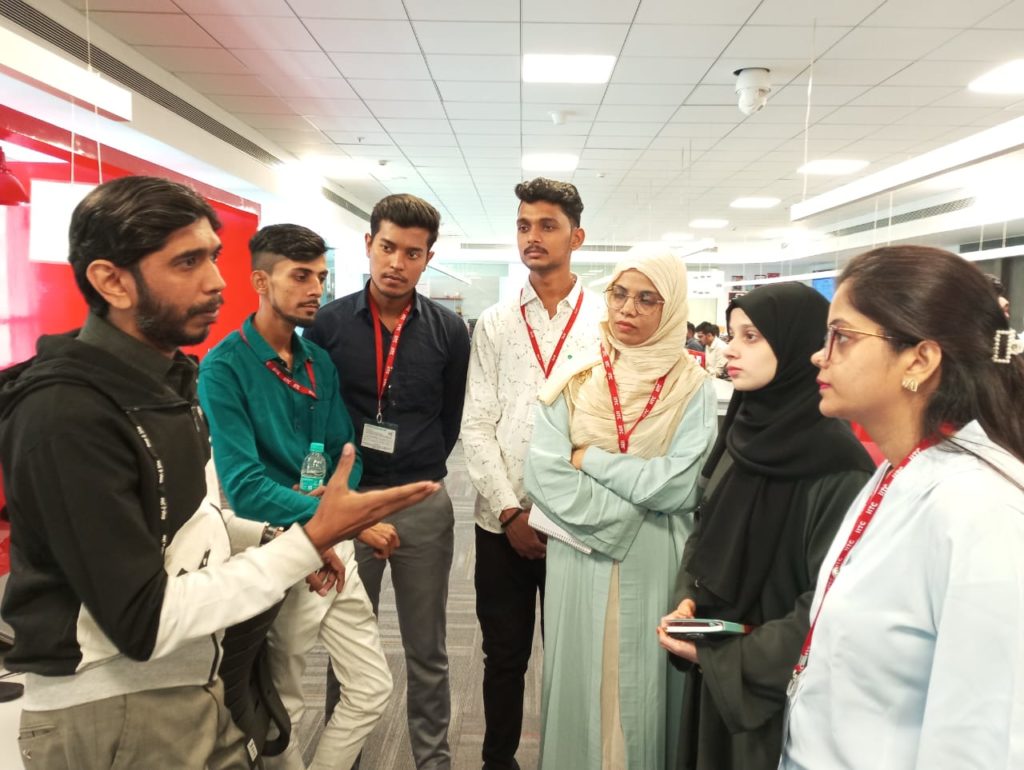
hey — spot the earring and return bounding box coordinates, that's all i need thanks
[901,377,918,393]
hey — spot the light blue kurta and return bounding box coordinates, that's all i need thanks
[524,378,717,770]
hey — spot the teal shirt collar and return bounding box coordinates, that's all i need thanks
[241,314,313,370]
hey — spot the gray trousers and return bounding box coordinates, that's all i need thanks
[355,485,454,770]
[17,680,249,769]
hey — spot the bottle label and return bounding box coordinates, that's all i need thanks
[299,476,323,493]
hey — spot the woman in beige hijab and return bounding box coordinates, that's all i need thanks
[524,245,717,770]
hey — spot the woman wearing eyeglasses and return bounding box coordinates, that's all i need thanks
[779,246,1024,770]
[524,246,716,769]
[655,282,874,770]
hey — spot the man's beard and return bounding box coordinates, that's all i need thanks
[134,274,222,350]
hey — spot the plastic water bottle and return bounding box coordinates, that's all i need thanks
[299,442,327,493]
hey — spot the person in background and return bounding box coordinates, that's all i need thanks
[657,282,874,770]
[0,176,437,769]
[525,245,716,770]
[685,322,705,354]
[198,224,396,770]
[305,194,470,770]
[461,177,602,770]
[696,322,727,377]
[780,246,1024,769]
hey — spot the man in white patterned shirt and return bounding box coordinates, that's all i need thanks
[461,178,603,770]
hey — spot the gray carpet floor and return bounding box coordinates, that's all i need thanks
[293,441,544,769]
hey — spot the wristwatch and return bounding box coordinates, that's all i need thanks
[260,524,284,545]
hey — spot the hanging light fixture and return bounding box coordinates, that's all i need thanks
[0,148,30,205]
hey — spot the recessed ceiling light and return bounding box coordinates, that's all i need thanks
[661,231,694,242]
[521,152,579,172]
[968,60,1024,94]
[798,159,868,176]
[522,54,617,84]
[730,196,780,209]
[689,218,729,229]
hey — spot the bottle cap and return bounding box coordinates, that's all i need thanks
[309,442,325,453]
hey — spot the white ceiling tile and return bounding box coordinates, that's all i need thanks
[864,0,1010,28]
[176,0,293,13]
[287,98,373,117]
[461,147,521,159]
[366,100,449,119]
[685,85,739,106]
[825,27,958,60]
[321,131,393,145]
[389,133,458,146]
[425,55,520,81]
[136,45,249,73]
[622,25,737,58]
[446,102,521,119]
[589,122,663,137]
[408,148,466,161]
[635,0,761,24]
[440,81,519,102]
[849,86,960,108]
[976,0,1024,27]
[929,90,1024,108]
[596,104,679,122]
[192,15,318,50]
[232,49,338,77]
[927,29,1024,61]
[337,145,408,159]
[287,0,407,18]
[819,104,920,124]
[802,123,878,140]
[521,23,628,55]
[309,20,420,52]
[521,121,592,136]
[215,94,295,113]
[258,75,358,99]
[585,136,655,150]
[326,53,430,81]
[175,73,274,96]
[748,0,879,26]
[521,84,606,105]
[379,119,453,134]
[883,60,995,87]
[702,58,810,86]
[235,113,315,129]
[768,84,869,106]
[459,134,520,148]
[727,122,801,139]
[350,79,440,101]
[404,0,518,21]
[92,11,219,46]
[522,103,598,122]
[257,127,325,143]
[522,0,638,23]
[894,106,1005,126]
[414,22,519,55]
[658,123,732,138]
[792,59,913,86]
[611,57,711,85]
[451,120,523,134]
[723,26,852,60]
[671,106,744,123]
[603,84,692,105]
[305,116,385,132]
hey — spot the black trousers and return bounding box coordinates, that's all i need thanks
[474,524,546,770]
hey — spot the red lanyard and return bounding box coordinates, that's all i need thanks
[239,327,317,399]
[599,343,667,454]
[792,436,937,680]
[520,288,584,379]
[369,296,412,421]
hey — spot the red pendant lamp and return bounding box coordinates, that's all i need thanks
[0,148,30,205]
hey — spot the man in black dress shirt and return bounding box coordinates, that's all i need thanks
[305,194,470,770]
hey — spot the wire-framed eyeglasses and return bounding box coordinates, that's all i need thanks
[605,285,665,316]
[822,324,896,361]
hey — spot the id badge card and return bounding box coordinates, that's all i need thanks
[362,421,399,454]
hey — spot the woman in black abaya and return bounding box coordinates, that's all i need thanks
[657,281,875,770]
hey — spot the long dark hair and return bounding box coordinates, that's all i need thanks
[839,245,1024,462]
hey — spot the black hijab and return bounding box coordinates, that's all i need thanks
[685,282,873,620]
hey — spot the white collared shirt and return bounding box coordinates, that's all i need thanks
[461,277,603,532]
[705,336,727,376]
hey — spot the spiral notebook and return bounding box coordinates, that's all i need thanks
[528,507,592,554]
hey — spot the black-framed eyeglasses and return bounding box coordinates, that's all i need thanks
[605,285,665,316]
[822,323,896,361]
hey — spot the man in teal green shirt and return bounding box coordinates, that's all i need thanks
[199,223,397,770]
